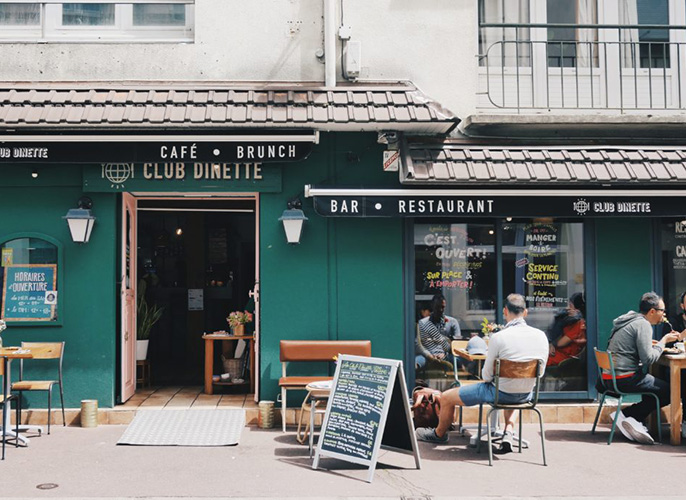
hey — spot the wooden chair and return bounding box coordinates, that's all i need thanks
[12,342,65,435]
[591,348,661,445]
[476,358,546,466]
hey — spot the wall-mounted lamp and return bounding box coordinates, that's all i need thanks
[31,169,38,179]
[278,198,308,244]
[63,197,96,244]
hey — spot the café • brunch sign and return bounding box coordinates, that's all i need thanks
[0,139,313,163]
[2,264,57,321]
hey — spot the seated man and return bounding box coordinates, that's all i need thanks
[416,292,461,369]
[415,293,549,453]
[598,292,681,444]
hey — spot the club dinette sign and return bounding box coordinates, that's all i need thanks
[0,139,313,163]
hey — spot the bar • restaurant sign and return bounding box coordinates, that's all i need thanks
[311,192,686,218]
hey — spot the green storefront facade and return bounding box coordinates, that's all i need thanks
[1,83,684,412]
[0,132,672,409]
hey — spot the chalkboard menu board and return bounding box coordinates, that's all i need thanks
[312,355,420,483]
[2,264,57,321]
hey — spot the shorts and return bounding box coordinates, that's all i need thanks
[458,381,532,407]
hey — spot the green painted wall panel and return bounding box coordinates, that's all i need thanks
[259,133,405,401]
[595,218,653,348]
[0,166,118,408]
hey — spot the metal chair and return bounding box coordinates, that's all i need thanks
[476,358,546,466]
[0,358,18,460]
[591,348,661,445]
[12,342,65,435]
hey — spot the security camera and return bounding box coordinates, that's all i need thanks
[377,131,399,145]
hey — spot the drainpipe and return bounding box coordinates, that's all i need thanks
[324,0,336,87]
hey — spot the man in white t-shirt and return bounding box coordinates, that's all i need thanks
[416,293,549,453]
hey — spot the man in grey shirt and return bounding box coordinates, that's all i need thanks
[598,292,681,444]
[415,293,548,453]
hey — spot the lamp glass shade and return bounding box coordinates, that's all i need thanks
[63,208,96,243]
[278,208,308,244]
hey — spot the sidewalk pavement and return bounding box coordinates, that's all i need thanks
[1,422,685,499]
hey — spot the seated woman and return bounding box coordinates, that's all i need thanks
[547,292,587,367]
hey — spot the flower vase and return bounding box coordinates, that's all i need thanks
[233,324,245,336]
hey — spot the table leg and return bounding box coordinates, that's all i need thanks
[204,338,214,395]
[2,358,32,446]
[670,364,682,445]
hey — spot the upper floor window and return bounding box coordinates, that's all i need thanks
[546,0,598,68]
[479,0,531,67]
[0,1,194,42]
[620,0,670,68]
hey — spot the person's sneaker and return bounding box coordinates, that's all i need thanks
[499,430,514,454]
[416,427,448,443]
[681,421,686,439]
[622,417,655,444]
[609,410,635,442]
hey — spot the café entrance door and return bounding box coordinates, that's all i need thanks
[120,194,259,401]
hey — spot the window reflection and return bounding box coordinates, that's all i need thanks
[62,4,114,26]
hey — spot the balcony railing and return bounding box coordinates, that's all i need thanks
[479,23,686,111]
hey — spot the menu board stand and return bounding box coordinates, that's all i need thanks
[312,355,420,483]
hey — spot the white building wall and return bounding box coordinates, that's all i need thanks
[0,0,480,117]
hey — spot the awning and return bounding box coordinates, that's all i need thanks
[305,186,686,218]
[0,81,458,134]
[401,143,686,186]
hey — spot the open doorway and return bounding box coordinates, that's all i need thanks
[135,197,257,392]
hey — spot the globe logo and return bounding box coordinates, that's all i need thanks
[573,198,590,216]
[103,163,133,189]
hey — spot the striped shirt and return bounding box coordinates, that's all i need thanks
[418,315,461,357]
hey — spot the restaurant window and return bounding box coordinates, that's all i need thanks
[0,1,194,42]
[659,219,686,330]
[414,219,587,394]
[0,236,60,324]
[502,220,586,392]
[414,222,497,390]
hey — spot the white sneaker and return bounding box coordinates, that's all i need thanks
[609,410,634,442]
[622,417,654,444]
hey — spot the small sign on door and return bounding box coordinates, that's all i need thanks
[188,289,204,311]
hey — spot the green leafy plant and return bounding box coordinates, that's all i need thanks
[137,280,164,341]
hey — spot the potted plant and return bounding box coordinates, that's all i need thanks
[226,310,253,336]
[137,280,164,360]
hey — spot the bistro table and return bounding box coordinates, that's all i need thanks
[0,346,48,446]
[202,333,255,395]
[452,341,487,377]
[655,351,686,445]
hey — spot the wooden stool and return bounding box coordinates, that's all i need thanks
[136,359,151,388]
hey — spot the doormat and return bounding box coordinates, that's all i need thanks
[117,409,245,446]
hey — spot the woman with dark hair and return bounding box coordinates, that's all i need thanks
[547,292,587,367]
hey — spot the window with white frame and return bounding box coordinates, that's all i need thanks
[0,1,194,42]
